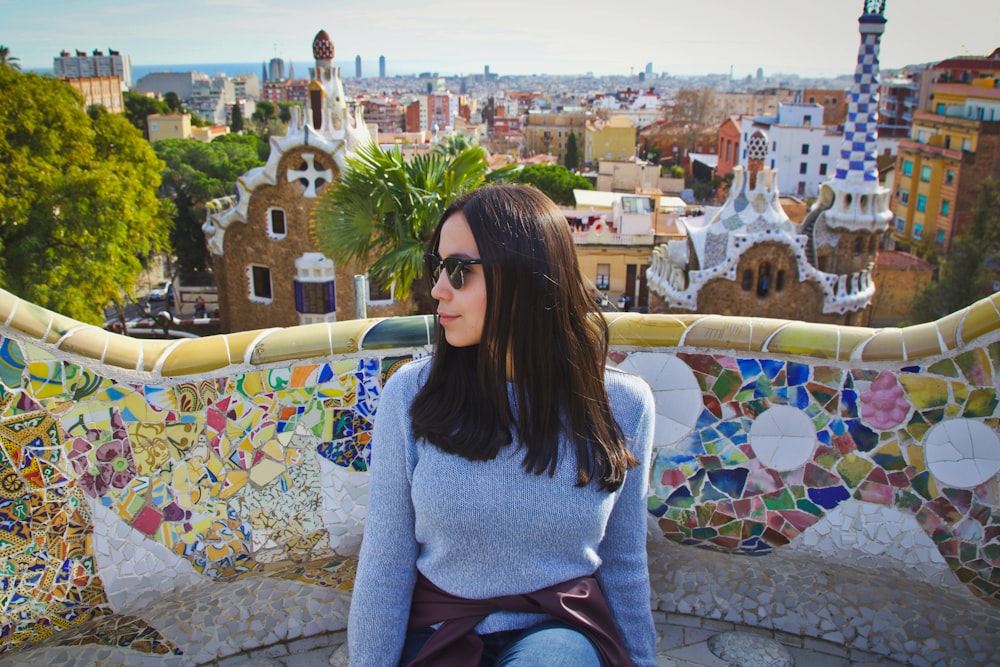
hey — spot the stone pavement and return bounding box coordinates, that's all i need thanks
[4,536,997,667]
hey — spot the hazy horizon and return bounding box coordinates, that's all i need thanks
[5,0,998,79]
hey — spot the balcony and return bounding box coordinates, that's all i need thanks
[0,288,998,665]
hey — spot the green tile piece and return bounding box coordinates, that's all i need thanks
[963,388,998,418]
[927,359,959,378]
[910,471,935,500]
[837,454,873,489]
[712,370,742,403]
[762,488,795,511]
[796,498,823,516]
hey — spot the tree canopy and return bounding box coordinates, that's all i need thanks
[504,164,593,206]
[0,45,20,71]
[123,90,170,135]
[910,178,1000,323]
[564,131,580,171]
[311,141,490,313]
[154,135,266,277]
[0,69,171,323]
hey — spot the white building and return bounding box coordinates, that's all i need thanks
[739,103,841,198]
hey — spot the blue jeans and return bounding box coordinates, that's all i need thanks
[399,620,604,666]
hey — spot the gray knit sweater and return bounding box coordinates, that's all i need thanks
[347,357,657,666]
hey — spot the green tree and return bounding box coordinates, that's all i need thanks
[910,178,1000,323]
[231,103,244,134]
[564,131,580,171]
[251,101,277,124]
[0,45,20,71]
[311,141,490,313]
[0,70,171,323]
[506,164,593,206]
[123,90,170,135]
[154,136,265,277]
[277,101,301,124]
[164,91,182,112]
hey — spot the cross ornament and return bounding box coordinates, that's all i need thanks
[287,153,333,198]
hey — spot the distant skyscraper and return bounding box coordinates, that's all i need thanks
[645,62,653,75]
[756,67,764,82]
[379,55,386,78]
[269,57,286,82]
[356,55,362,78]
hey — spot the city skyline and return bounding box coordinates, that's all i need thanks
[4,0,998,77]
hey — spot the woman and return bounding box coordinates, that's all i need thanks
[348,185,657,666]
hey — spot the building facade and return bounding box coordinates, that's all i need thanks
[204,30,408,332]
[890,53,1000,253]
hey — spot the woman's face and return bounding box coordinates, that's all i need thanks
[431,212,487,348]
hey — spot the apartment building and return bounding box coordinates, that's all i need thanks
[54,48,129,113]
[716,117,741,178]
[405,94,453,133]
[64,76,124,113]
[147,114,191,141]
[738,104,842,198]
[890,50,1000,252]
[800,88,848,126]
[585,116,637,164]
[523,111,589,163]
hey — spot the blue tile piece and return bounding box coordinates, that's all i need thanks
[761,359,784,380]
[737,358,761,378]
[846,419,878,452]
[787,362,809,386]
[841,388,858,418]
[707,467,749,498]
[808,485,850,509]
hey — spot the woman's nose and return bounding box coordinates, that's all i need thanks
[430,271,451,300]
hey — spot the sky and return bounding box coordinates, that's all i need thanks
[3,0,999,78]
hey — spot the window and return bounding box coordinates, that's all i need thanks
[962,138,971,151]
[945,169,955,185]
[936,102,946,114]
[920,165,931,182]
[801,144,809,155]
[902,159,913,176]
[799,162,807,174]
[267,208,287,240]
[916,195,927,212]
[941,200,950,215]
[250,265,273,302]
[895,217,905,233]
[913,224,923,240]
[742,269,753,291]
[294,280,334,313]
[797,182,805,195]
[622,196,651,214]
[917,130,928,143]
[804,115,812,127]
[937,230,946,244]
[819,164,828,176]
[821,145,830,156]
[899,190,909,204]
[596,264,610,290]
[367,273,394,305]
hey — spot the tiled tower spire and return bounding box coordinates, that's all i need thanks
[834,0,887,186]
[812,0,892,232]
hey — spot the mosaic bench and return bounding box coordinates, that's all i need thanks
[0,288,998,666]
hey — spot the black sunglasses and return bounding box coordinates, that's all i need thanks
[424,253,483,290]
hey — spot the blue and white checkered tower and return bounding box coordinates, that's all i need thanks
[816,0,893,231]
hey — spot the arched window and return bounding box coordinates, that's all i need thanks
[742,269,753,291]
[853,238,863,255]
[776,269,785,292]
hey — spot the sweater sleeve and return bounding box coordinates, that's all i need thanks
[347,362,422,666]
[595,373,658,667]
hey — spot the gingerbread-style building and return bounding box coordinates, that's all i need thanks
[204,30,409,333]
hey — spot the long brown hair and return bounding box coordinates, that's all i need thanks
[409,185,637,491]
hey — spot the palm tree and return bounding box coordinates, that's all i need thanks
[433,132,477,157]
[0,45,21,71]
[311,141,491,313]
